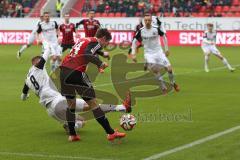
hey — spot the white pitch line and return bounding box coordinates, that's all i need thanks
[0,151,112,160]
[143,125,240,160]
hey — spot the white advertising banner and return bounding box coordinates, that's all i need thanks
[1,30,240,46]
[0,17,240,31]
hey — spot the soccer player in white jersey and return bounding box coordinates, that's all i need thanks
[130,14,180,94]
[20,50,132,135]
[202,23,235,72]
[17,15,44,59]
[36,12,62,73]
[145,14,169,56]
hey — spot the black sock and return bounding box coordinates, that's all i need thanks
[92,107,114,134]
[66,108,76,135]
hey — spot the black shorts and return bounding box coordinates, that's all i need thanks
[60,66,95,101]
[61,44,74,52]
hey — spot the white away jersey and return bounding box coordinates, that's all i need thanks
[202,30,217,46]
[134,25,165,55]
[25,66,60,107]
[37,21,58,43]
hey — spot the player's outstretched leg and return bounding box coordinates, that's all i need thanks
[17,44,29,59]
[146,63,170,95]
[99,91,132,113]
[107,128,126,142]
[167,66,180,92]
[65,98,80,142]
[204,54,210,72]
[216,54,235,72]
[87,99,126,142]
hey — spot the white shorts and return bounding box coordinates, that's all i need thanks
[144,52,171,67]
[27,31,36,45]
[42,41,62,57]
[201,45,220,56]
[46,95,85,123]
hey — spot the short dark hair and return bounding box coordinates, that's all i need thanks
[31,56,42,64]
[89,10,95,13]
[144,12,151,17]
[207,23,213,27]
[64,13,70,17]
[95,28,112,41]
[43,11,50,15]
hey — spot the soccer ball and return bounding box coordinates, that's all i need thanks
[120,114,136,131]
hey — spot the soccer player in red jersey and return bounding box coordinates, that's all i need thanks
[60,28,127,142]
[59,13,76,53]
[76,10,101,37]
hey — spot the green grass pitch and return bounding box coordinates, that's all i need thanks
[0,45,240,160]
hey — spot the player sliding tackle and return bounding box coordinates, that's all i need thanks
[60,28,128,142]
[20,48,131,134]
[201,23,235,72]
[130,14,180,94]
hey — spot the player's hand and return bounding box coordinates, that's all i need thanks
[21,93,29,101]
[165,50,170,57]
[128,54,137,63]
[103,52,110,60]
[99,62,108,73]
[36,40,42,45]
[58,38,62,44]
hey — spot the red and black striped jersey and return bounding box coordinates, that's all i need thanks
[61,37,103,72]
[59,23,75,45]
[76,19,100,37]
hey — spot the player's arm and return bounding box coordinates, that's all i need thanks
[157,27,169,56]
[130,30,142,62]
[36,23,42,45]
[21,83,29,101]
[96,20,101,29]
[35,48,51,70]
[54,21,61,43]
[84,43,108,72]
[96,50,110,60]
[76,20,84,29]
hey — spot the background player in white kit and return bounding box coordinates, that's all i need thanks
[130,14,180,94]
[17,15,44,59]
[20,51,132,134]
[36,12,62,73]
[201,23,235,72]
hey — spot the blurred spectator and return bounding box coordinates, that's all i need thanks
[56,0,63,17]
[97,0,105,13]
[7,3,15,17]
[126,5,136,17]
[109,0,118,12]
[105,2,110,13]
[82,0,91,12]
[0,0,37,18]
[0,1,4,17]
[15,3,23,17]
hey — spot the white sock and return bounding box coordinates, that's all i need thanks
[155,73,167,89]
[99,104,126,112]
[205,55,209,69]
[50,60,55,72]
[54,60,60,70]
[222,58,232,69]
[19,44,28,53]
[168,72,175,85]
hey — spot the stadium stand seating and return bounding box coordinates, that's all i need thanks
[0,0,38,17]
[70,0,240,17]
[0,0,239,18]
[29,0,46,17]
